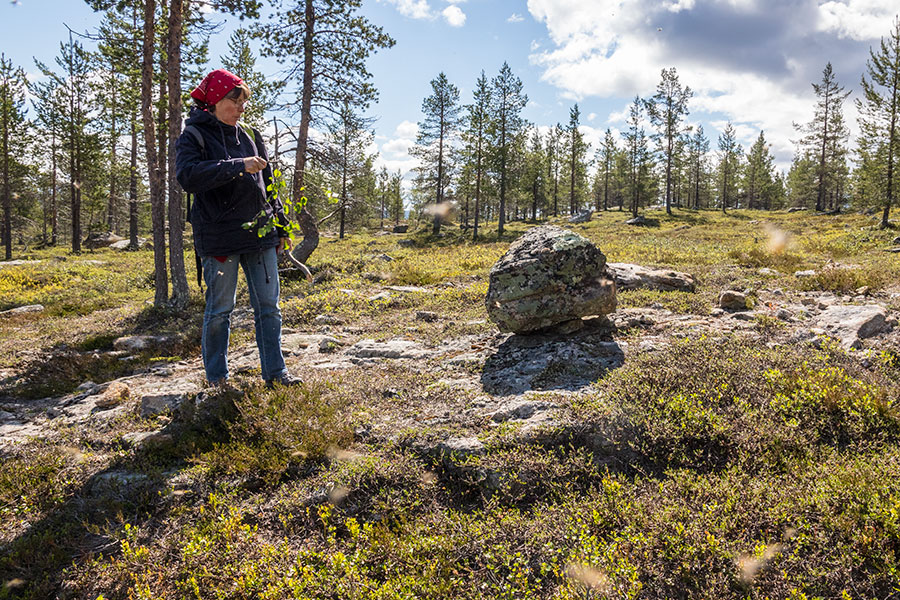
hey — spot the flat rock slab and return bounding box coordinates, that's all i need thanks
[814,304,889,349]
[346,339,431,360]
[0,304,45,316]
[113,335,178,354]
[606,263,696,293]
[481,329,626,395]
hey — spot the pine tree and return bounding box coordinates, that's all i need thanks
[645,67,692,215]
[326,101,373,239]
[221,27,283,130]
[489,62,527,235]
[856,17,900,227]
[411,72,460,235]
[717,122,742,213]
[686,125,710,209]
[624,96,652,218]
[0,54,30,260]
[524,126,545,220]
[795,62,851,212]
[462,71,490,240]
[744,131,777,210]
[256,0,394,262]
[598,128,616,211]
[564,104,589,215]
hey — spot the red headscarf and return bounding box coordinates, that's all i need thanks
[190,69,243,107]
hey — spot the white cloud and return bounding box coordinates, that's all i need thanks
[442,5,467,27]
[817,0,897,40]
[508,13,525,23]
[394,120,419,139]
[380,0,433,20]
[525,0,873,170]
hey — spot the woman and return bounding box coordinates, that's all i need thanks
[175,68,301,389]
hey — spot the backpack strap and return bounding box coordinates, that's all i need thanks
[183,124,205,291]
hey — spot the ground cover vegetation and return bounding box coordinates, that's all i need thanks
[2,2,900,598]
[1,208,900,598]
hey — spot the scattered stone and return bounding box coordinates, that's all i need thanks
[392,225,409,233]
[139,379,201,418]
[772,288,785,296]
[398,239,415,247]
[787,206,806,213]
[177,387,241,430]
[95,381,130,409]
[612,311,655,329]
[314,314,344,326]
[776,308,793,321]
[719,290,749,310]
[625,215,649,226]
[84,231,125,249]
[77,381,100,394]
[362,272,389,282]
[758,267,778,276]
[0,259,41,268]
[385,285,433,293]
[894,236,900,245]
[318,337,341,353]
[568,210,592,223]
[815,304,889,349]
[121,431,172,449]
[885,247,900,253]
[375,253,394,262]
[109,238,149,250]
[855,286,870,296]
[491,399,552,422]
[794,270,816,278]
[416,310,439,322]
[710,308,725,317]
[731,312,757,322]
[437,436,484,457]
[0,304,44,317]
[0,410,15,422]
[368,291,393,302]
[346,339,431,360]
[606,263,696,293]
[485,225,616,334]
[113,335,176,354]
[91,470,151,496]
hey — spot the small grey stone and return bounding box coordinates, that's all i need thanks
[794,270,816,278]
[776,308,793,321]
[415,310,439,322]
[314,314,344,325]
[0,304,45,316]
[710,308,725,317]
[758,268,778,276]
[719,290,748,310]
[491,400,551,422]
[375,253,394,262]
[437,436,484,456]
[568,210,592,223]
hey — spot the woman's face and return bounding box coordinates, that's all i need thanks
[214,95,244,127]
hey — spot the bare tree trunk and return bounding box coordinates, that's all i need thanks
[882,77,898,228]
[51,132,57,246]
[142,0,168,306]
[167,0,189,307]
[107,68,118,233]
[290,0,320,263]
[129,114,139,249]
[2,102,10,260]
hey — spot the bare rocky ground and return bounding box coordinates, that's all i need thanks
[3,278,897,454]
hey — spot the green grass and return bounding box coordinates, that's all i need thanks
[2,210,900,599]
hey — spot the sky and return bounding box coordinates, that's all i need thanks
[1,0,898,180]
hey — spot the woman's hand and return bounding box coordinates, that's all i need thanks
[277,236,294,255]
[243,156,267,174]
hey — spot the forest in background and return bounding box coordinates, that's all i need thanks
[0,1,898,305]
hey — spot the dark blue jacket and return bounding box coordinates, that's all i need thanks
[175,107,286,257]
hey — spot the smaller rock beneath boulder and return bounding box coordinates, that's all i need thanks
[719,290,749,310]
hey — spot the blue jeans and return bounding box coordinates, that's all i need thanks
[201,247,287,383]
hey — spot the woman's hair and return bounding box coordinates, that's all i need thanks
[195,82,251,113]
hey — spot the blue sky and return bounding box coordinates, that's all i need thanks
[2,0,898,177]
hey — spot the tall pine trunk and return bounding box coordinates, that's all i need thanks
[290,0,320,263]
[167,0,189,306]
[142,0,168,306]
[129,114,139,249]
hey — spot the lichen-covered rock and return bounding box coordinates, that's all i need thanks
[719,290,749,310]
[485,225,616,333]
[607,263,696,293]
